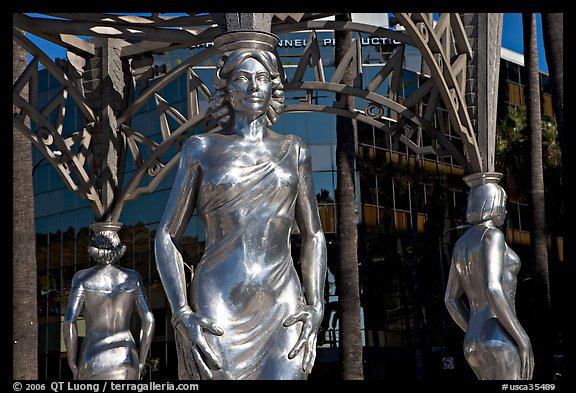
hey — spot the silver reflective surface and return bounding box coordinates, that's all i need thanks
[63,224,155,380]
[155,34,327,380]
[445,172,534,380]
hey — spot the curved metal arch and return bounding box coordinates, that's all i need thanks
[13,13,224,61]
[106,16,480,214]
[117,46,218,125]
[284,82,467,165]
[107,48,219,221]
[394,13,482,172]
[272,15,481,172]
[14,13,485,222]
[110,109,210,221]
[13,28,95,121]
[13,28,105,217]
[284,104,447,157]
[13,13,219,49]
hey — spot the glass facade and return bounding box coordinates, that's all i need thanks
[30,31,562,380]
[499,57,554,117]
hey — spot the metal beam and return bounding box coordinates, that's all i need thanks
[460,13,503,172]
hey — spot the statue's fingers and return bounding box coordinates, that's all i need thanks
[302,346,312,372]
[197,316,224,336]
[179,333,200,378]
[304,349,316,374]
[194,332,223,369]
[302,335,318,373]
[288,337,307,359]
[308,336,318,373]
[521,354,530,380]
[299,318,314,338]
[191,345,213,380]
[522,359,529,380]
[283,311,306,327]
[289,317,315,359]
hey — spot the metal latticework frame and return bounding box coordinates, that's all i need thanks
[13,12,485,221]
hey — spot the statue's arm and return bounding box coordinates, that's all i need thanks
[134,274,155,377]
[295,139,327,314]
[444,257,469,332]
[285,139,327,372]
[483,229,530,341]
[154,137,202,318]
[63,274,85,379]
[483,228,533,378]
[154,137,223,378]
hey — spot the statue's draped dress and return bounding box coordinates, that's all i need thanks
[176,134,308,380]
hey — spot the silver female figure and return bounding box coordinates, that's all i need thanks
[63,225,155,380]
[154,31,327,380]
[444,172,534,380]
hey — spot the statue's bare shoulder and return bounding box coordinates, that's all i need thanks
[284,133,310,164]
[69,267,93,289]
[481,226,504,243]
[181,133,216,161]
[70,266,143,293]
[116,266,145,287]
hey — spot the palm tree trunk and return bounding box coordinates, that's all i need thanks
[13,31,39,379]
[523,12,551,379]
[541,14,563,165]
[541,12,569,382]
[334,13,364,380]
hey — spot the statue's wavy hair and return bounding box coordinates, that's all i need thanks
[209,49,285,128]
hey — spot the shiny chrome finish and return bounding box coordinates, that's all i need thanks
[154,31,327,380]
[63,222,155,380]
[444,172,534,380]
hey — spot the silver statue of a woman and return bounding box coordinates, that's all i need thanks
[154,31,327,380]
[444,172,534,380]
[63,223,155,380]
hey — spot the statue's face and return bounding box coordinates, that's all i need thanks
[227,57,272,116]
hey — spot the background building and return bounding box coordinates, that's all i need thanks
[32,28,563,380]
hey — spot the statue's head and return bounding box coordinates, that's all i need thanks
[88,222,127,265]
[210,31,284,128]
[464,172,507,226]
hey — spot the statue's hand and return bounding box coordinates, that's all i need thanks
[173,308,224,379]
[70,365,78,380]
[284,303,324,373]
[519,338,534,380]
